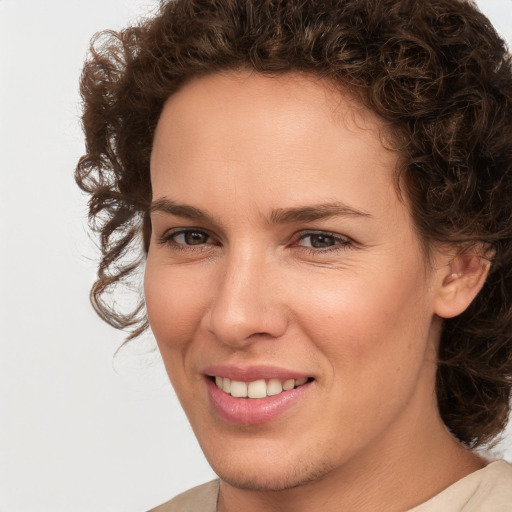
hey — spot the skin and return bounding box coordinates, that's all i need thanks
[145,70,488,512]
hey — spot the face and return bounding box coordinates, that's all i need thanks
[145,71,447,491]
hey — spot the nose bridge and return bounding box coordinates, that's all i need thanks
[207,242,286,346]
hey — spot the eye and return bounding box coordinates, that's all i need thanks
[174,230,210,245]
[294,231,352,251]
[158,228,215,249]
[301,233,337,249]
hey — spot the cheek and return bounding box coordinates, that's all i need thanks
[144,259,210,351]
[293,265,433,382]
[292,271,435,438]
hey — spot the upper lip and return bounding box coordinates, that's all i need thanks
[201,364,312,382]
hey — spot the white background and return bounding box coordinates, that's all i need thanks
[1,1,511,511]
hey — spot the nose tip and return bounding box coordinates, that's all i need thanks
[209,311,269,347]
[206,258,288,347]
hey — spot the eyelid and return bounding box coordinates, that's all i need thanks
[294,230,352,243]
[155,227,353,253]
[157,227,217,247]
[291,230,354,252]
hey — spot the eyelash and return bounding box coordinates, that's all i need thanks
[157,229,217,252]
[157,228,353,256]
[294,231,353,255]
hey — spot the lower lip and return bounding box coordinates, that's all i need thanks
[206,378,313,425]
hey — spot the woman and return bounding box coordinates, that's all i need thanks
[77,0,512,510]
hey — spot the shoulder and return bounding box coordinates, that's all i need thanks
[148,480,220,512]
[475,460,512,509]
[410,460,512,512]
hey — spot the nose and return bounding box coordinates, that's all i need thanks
[205,248,288,348]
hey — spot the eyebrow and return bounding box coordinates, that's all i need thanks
[150,198,209,220]
[150,198,372,224]
[269,203,372,223]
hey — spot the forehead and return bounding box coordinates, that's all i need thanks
[150,70,402,224]
[153,70,386,152]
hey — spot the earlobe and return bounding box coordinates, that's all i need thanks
[434,249,492,319]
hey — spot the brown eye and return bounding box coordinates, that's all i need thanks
[295,231,352,252]
[161,229,213,247]
[308,234,336,248]
[183,231,209,245]
[157,228,218,254]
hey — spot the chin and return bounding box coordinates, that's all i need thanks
[207,451,338,492]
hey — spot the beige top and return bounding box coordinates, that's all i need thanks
[148,460,512,511]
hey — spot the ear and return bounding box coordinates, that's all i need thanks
[434,246,492,319]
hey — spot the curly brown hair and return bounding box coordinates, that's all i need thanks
[76,0,512,448]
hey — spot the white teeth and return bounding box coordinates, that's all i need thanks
[266,378,283,396]
[222,377,231,394]
[230,380,248,398]
[214,376,310,399]
[282,379,295,391]
[248,380,267,399]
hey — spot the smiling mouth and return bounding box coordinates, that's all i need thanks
[211,376,314,399]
